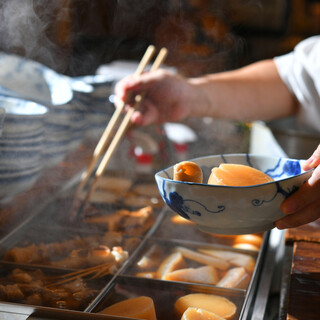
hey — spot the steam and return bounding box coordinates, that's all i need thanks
[0,0,66,71]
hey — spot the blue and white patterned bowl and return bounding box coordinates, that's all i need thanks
[69,74,114,139]
[155,153,314,235]
[0,95,48,137]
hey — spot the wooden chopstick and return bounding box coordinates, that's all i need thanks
[75,45,157,199]
[81,47,168,206]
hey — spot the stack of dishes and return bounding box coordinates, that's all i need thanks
[71,74,114,139]
[0,53,86,167]
[0,95,48,202]
[41,68,83,167]
[0,107,5,137]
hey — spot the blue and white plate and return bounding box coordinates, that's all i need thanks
[155,153,313,235]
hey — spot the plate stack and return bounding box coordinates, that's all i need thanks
[0,53,86,168]
[0,95,48,202]
[71,74,115,140]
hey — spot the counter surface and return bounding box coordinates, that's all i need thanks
[285,219,320,320]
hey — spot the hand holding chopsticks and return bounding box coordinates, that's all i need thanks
[73,46,168,217]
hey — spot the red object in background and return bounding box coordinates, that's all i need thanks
[135,153,153,165]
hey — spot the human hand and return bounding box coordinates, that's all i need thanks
[115,69,200,126]
[275,144,320,229]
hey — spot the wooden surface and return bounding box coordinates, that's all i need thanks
[285,218,320,243]
[285,221,320,320]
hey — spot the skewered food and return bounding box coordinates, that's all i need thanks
[84,206,155,235]
[175,293,237,319]
[3,232,129,271]
[0,268,99,310]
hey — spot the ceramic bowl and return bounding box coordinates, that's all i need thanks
[0,95,48,137]
[0,52,51,103]
[72,74,114,98]
[155,153,313,235]
[0,95,47,176]
[71,76,114,139]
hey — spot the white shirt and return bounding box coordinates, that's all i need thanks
[274,35,320,132]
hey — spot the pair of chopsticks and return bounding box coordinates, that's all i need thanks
[73,45,168,217]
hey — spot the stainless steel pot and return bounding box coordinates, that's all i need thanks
[267,117,320,159]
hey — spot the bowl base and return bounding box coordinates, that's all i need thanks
[197,223,275,235]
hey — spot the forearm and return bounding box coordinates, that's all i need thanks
[188,59,299,121]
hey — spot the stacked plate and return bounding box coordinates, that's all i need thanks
[0,53,86,167]
[71,74,114,139]
[41,68,83,167]
[0,107,5,137]
[0,95,48,202]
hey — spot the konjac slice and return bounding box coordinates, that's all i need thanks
[173,161,203,183]
[99,296,157,320]
[208,163,273,186]
[175,293,237,319]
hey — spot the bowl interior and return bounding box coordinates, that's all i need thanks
[156,153,308,184]
[155,154,313,235]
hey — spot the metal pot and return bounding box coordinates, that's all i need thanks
[267,117,320,159]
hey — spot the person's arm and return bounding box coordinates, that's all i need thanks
[115,59,299,126]
[190,59,299,121]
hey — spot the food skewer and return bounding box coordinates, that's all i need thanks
[72,46,168,219]
[46,262,114,287]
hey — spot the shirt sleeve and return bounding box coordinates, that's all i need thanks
[273,35,320,132]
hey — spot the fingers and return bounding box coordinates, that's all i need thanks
[131,100,160,126]
[115,75,141,106]
[275,199,320,229]
[275,173,320,229]
[302,143,320,170]
[309,164,320,186]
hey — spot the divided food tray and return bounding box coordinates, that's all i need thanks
[0,190,270,320]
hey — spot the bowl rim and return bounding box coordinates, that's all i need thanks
[0,95,48,116]
[155,153,314,188]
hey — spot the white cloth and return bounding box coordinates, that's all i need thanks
[274,35,320,132]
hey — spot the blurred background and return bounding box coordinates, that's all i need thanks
[0,0,319,77]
